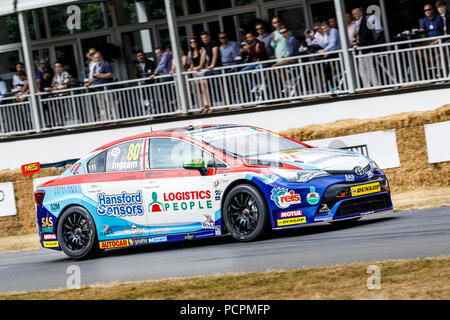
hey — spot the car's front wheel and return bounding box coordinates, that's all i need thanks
[223,184,270,242]
[57,206,100,260]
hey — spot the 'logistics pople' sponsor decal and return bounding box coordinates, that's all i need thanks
[149,190,213,213]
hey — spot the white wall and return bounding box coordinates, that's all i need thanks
[1,88,449,170]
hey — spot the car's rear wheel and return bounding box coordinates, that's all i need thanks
[223,184,269,242]
[57,206,100,260]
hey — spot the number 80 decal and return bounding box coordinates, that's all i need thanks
[127,143,141,162]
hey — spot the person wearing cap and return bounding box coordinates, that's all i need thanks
[85,48,97,82]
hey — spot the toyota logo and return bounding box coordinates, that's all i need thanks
[354,166,365,176]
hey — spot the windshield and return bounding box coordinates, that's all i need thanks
[190,126,308,158]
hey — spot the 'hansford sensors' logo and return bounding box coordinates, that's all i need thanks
[97,191,144,216]
[271,188,301,209]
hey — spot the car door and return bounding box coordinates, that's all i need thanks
[142,137,224,237]
[84,138,148,240]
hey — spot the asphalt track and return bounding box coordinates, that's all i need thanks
[0,207,449,293]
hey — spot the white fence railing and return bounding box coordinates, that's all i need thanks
[1,35,450,137]
[0,95,34,136]
[352,36,450,90]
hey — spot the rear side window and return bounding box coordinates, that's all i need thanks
[87,152,106,174]
[105,140,144,172]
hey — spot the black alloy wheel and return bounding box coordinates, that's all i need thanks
[223,184,269,242]
[57,206,100,260]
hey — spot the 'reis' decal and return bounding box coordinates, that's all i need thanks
[271,188,301,209]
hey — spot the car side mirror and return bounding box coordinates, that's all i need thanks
[183,158,208,176]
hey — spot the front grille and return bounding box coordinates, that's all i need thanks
[335,194,390,217]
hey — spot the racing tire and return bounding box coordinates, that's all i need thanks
[57,206,101,260]
[222,184,270,242]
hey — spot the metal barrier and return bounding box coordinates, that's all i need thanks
[352,35,450,90]
[0,95,34,136]
[184,50,349,112]
[1,35,450,137]
[36,75,180,131]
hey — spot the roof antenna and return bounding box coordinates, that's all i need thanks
[150,126,153,132]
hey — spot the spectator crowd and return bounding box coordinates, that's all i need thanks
[1,2,450,126]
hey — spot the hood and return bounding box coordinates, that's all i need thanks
[254,148,371,172]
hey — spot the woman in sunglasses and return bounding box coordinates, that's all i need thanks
[187,37,210,112]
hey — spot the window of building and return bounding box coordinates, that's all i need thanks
[0,15,20,45]
[158,27,188,53]
[0,51,21,90]
[222,12,257,41]
[122,29,155,78]
[118,0,183,26]
[47,2,111,37]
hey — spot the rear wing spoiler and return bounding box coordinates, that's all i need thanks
[21,159,80,177]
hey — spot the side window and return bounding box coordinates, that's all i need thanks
[87,151,106,174]
[149,138,215,169]
[105,139,144,172]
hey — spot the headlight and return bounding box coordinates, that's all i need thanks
[272,169,331,183]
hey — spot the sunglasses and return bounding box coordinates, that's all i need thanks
[280,30,288,34]
[256,27,264,31]
[219,36,227,39]
[272,20,280,24]
[424,8,433,12]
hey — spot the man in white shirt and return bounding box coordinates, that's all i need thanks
[305,23,328,49]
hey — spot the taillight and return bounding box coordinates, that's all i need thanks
[34,191,45,206]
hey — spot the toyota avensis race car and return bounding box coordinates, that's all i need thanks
[31,125,393,259]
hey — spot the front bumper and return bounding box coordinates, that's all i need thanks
[265,175,393,229]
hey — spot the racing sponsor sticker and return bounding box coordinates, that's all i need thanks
[202,215,215,229]
[280,210,303,218]
[43,234,57,240]
[123,225,147,236]
[129,238,148,246]
[43,241,59,248]
[41,217,54,233]
[318,203,331,214]
[149,190,213,213]
[351,182,381,197]
[148,236,168,244]
[99,239,130,249]
[306,187,320,205]
[271,188,301,209]
[97,191,144,217]
[277,217,307,227]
